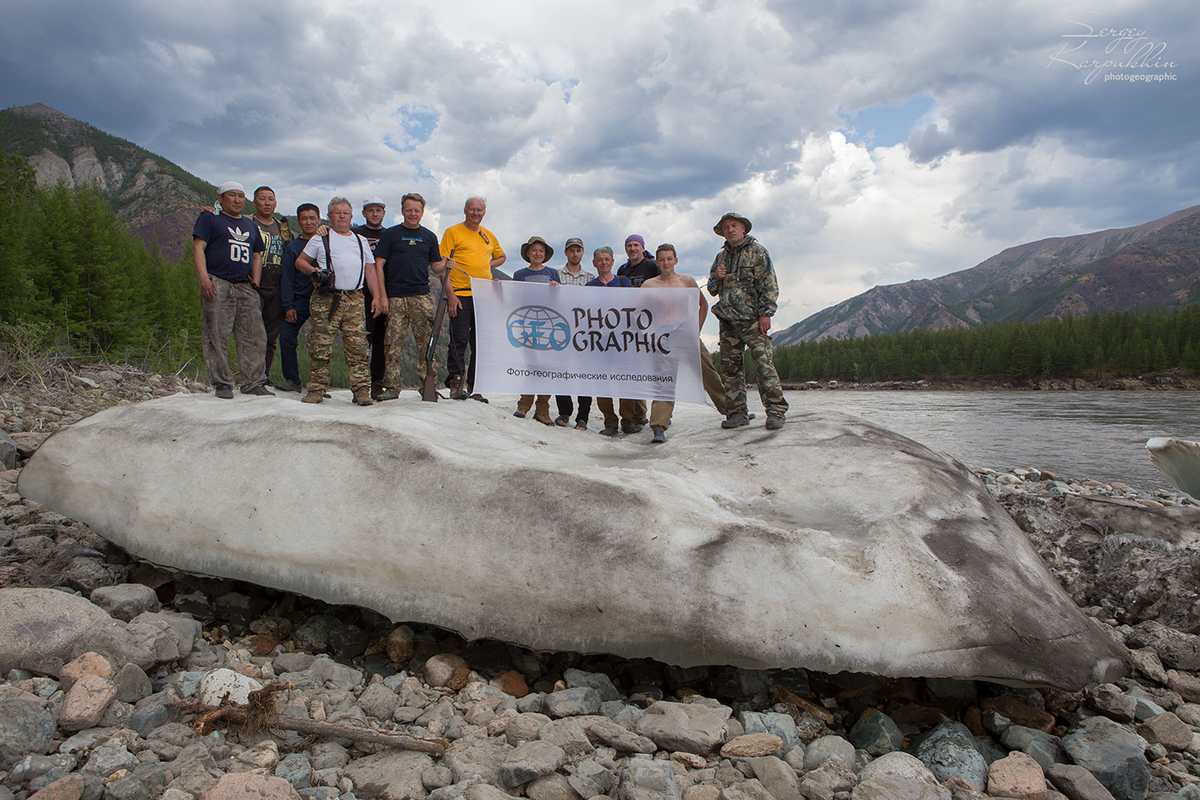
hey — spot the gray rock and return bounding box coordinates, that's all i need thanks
[342,751,434,800]
[499,740,567,787]
[619,758,681,800]
[1045,762,1120,800]
[852,751,952,800]
[20,397,1129,687]
[637,701,730,755]
[507,712,552,745]
[544,686,601,718]
[537,717,594,758]
[443,736,513,785]
[275,652,316,673]
[113,662,152,704]
[358,682,400,720]
[1128,622,1200,671]
[0,699,55,770]
[129,688,183,735]
[999,725,1067,771]
[82,742,140,778]
[310,742,349,771]
[276,753,313,790]
[1092,685,1138,723]
[564,668,620,702]
[848,710,904,756]
[89,583,160,622]
[722,778,775,800]
[1173,703,1200,727]
[517,693,546,714]
[804,735,856,772]
[569,758,616,798]
[1127,648,1169,685]
[799,762,857,800]
[527,772,583,800]
[1060,715,1150,800]
[740,711,800,753]
[913,722,988,791]
[603,701,645,728]
[1139,713,1193,751]
[925,679,978,706]
[0,588,121,675]
[129,611,201,660]
[103,774,150,800]
[422,765,453,791]
[588,717,658,754]
[747,755,801,800]
[293,615,339,652]
[0,431,17,470]
[303,656,362,691]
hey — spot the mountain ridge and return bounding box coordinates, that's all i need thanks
[775,205,1200,346]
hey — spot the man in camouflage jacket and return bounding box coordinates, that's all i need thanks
[707,212,788,430]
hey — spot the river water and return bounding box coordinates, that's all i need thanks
[786,390,1200,491]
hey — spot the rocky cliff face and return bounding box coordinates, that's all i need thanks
[1,103,213,253]
[776,206,1200,345]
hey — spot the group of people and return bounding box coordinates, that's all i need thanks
[192,185,789,440]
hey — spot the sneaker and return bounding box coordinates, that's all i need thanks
[651,428,667,444]
[353,393,374,406]
[600,425,619,437]
[274,380,302,393]
[214,385,234,399]
[555,416,570,427]
[242,384,275,396]
[375,388,399,401]
[513,410,526,418]
[765,414,785,430]
[721,413,750,429]
[622,421,644,434]
[302,390,323,404]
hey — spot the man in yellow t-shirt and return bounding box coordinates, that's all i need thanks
[439,196,506,400]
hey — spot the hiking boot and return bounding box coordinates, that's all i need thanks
[274,379,302,393]
[243,384,275,396]
[513,410,526,418]
[534,414,554,426]
[622,421,644,434]
[447,375,468,400]
[214,385,234,399]
[721,413,750,429]
[302,390,323,404]
[651,428,667,444]
[468,393,488,403]
[375,388,399,401]
[600,425,619,437]
[371,381,384,400]
[765,413,785,430]
[353,392,374,406]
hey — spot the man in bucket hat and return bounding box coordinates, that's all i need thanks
[707,212,788,431]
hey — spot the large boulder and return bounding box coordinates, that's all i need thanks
[18,393,1126,686]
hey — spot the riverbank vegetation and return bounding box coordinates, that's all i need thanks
[771,306,1200,384]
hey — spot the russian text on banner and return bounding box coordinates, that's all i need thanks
[472,279,705,403]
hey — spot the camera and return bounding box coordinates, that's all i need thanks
[312,268,335,290]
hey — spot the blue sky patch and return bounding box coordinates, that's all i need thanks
[841,95,937,148]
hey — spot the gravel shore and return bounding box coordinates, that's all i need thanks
[4,363,1200,800]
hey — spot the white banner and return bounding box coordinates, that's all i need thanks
[472,280,706,403]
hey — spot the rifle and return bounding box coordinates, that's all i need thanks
[422,251,455,402]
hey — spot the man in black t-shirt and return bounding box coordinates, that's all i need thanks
[250,186,294,376]
[616,234,659,287]
[371,193,444,400]
[353,197,389,398]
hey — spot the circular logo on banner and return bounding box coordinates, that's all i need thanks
[506,305,571,351]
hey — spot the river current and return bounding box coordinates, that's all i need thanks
[784,389,1200,491]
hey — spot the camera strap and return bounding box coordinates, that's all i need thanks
[319,233,366,320]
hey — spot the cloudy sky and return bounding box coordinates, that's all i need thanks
[2,0,1195,335]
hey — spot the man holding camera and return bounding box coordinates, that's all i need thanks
[294,197,385,406]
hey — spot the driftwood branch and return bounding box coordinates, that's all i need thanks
[171,682,448,756]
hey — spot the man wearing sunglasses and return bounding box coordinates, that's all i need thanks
[439,196,506,400]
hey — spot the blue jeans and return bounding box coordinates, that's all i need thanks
[279,301,310,385]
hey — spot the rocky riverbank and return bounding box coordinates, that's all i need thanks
[4,363,1200,799]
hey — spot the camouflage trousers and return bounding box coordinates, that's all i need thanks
[383,294,435,389]
[200,277,268,391]
[719,319,788,418]
[307,290,370,394]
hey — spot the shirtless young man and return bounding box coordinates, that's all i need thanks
[640,244,726,443]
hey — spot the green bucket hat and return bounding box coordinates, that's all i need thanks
[713,212,753,236]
